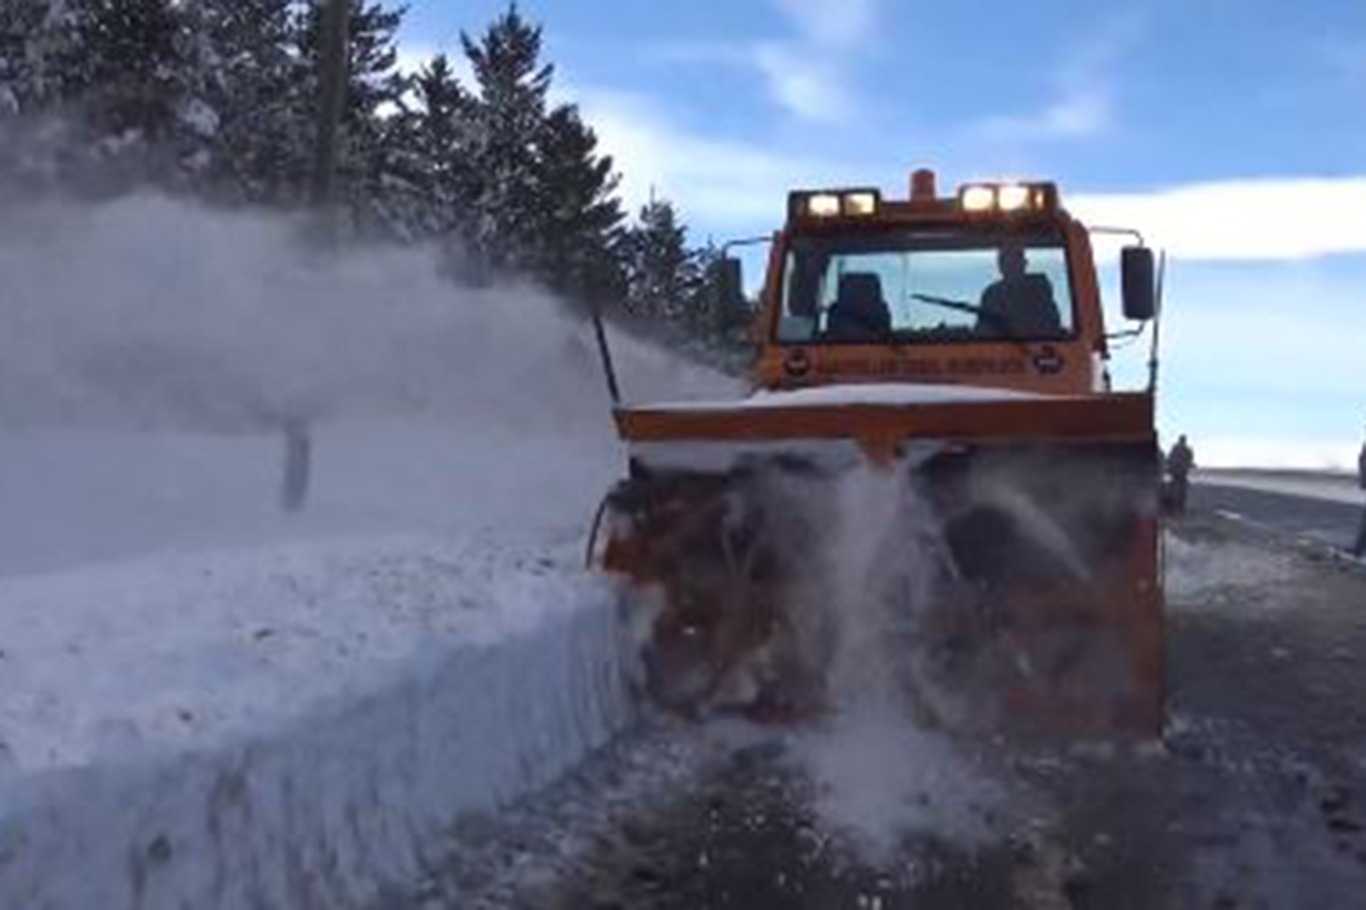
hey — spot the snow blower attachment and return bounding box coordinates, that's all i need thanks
[590,170,1166,738]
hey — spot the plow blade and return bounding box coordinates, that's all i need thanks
[593,391,1164,738]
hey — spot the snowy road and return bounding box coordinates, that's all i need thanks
[397,512,1366,909]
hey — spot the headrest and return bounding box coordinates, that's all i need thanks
[837,272,884,306]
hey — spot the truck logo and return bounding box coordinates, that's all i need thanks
[784,348,812,378]
[1032,346,1066,376]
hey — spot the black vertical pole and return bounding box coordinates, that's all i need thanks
[591,302,622,408]
[1148,251,1166,395]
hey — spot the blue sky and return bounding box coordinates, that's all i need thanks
[399,0,1366,468]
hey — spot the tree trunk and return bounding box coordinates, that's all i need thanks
[281,0,349,515]
[309,0,350,210]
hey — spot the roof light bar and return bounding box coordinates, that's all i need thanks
[957,181,1060,216]
[789,188,883,221]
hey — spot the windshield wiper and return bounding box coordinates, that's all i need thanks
[909,293,1034,354]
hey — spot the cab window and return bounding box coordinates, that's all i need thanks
[778,230,1075,344]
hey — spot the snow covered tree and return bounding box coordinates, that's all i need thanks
[48,0,224,191]
[0,0,44,116]
[0,0,86,116]
[0,1,85,194]
[62,0,185,139]
[186,0,307,203]
[622,196,702,322]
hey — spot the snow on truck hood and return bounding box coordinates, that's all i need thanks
[621,384,1046,473]
[630,383,1042,412]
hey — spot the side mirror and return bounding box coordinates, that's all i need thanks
[716,256,745,312]
[1121,246,1157,322]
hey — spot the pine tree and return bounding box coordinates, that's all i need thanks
[696,241,755,352]
[532,105,625,305]
[623,196,701,322]
[387,53,474,240]
[453,4,626,297]
[456,4,554,278]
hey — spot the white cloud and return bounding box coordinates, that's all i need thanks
[977,86,1111,141]
[1146,254,1366,470]
[971,13,1140,143]
[1071,177,1366,260]
[763,0,880,119]
[574,88,839,226]
[738,0,882,122]
[751,43,847,123]
[636,2,881,123]
[770,0,879,49]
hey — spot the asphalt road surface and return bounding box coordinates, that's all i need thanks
[1193,480,1364,553]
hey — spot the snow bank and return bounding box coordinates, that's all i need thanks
[0,536,634,909]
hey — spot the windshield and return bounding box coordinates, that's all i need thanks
[779,229,1076,344]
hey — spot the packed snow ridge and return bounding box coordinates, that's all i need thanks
[0,536,634,910]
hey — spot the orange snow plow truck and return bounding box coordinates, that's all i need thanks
[590,170,1166,738]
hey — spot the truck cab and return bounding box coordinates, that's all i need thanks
[735,170,1156,398]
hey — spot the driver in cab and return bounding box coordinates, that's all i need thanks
[976,245,1064,338]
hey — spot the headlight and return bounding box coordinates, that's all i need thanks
[842,191,879,216]
[997,184,1030,212]
[806,193,842,217]
[960,185,996,213]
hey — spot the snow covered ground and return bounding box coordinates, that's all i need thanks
[1164,532,1300,606]
[0,194,739,909]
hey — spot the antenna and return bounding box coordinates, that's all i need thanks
[1147,251,1167,394]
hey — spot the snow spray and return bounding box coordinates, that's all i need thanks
[783,464,1008,865]
[0,192,737,573]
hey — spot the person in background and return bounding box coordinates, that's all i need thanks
[1167,435,1195,515]
[1353,428,1366,558]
